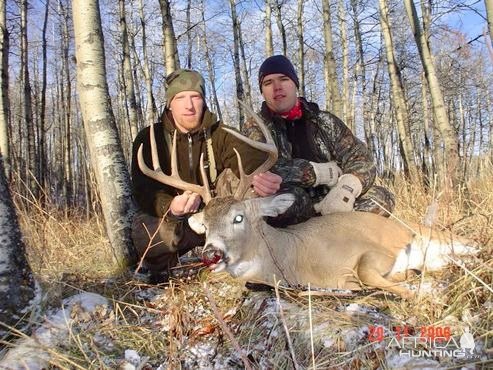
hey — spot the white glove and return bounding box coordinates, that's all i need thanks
[314,174,362,214]
[310,161,342,187]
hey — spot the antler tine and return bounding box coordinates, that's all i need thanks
[137,125,213,204]
[222,100,278,199]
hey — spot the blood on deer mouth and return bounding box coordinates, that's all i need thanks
[201,247,224,268]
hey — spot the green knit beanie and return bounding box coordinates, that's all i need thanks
[165,69,206,107]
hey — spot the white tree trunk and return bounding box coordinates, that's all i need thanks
[379,0,417,178]
[0,0,9,176]
[321,0,342,117]
[72,0,137,267]
[265,0,273,57]
[0,155,36,337]
[404,0,459,186]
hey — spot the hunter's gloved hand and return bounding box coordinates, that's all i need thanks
[314,174,362,214]
[310,161,342,187]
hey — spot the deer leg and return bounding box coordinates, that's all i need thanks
[356,252,415,299]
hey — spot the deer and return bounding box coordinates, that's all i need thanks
[139,103,479,299]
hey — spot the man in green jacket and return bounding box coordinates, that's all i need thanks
[131,69,280,283]
[243,55,395,226]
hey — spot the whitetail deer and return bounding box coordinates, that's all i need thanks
[190,194,478,298]
[139,103,478,299]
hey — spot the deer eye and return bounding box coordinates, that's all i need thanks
[233,215,243,224]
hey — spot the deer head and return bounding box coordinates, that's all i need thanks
[190,194,295,277]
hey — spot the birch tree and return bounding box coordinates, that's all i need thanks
[59,1,74,207]
[38,0,49,194]
[265,0,273,57]
[338,0,352,129]
[296,0,305,97]
[273,0,287,56]
[379,0,417,178]
[0,0,9,176]
[486,0,493,49]
[229,0,245,126]
[201,0,222,120]
[72,0,137,267]
[20,0,37,196]
[321,0,342,117]
[159,0,180,74]
[0,154,35,336]
[404,0,459,187]
[137,0,157,124]
[119,0,139,140]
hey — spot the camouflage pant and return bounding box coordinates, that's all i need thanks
[131,212,204,274]
[267,184,395,227]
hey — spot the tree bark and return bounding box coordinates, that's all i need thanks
[201,0,222,120]
[379,0,417,178]
[486,0,493,49]
[0,0,9,177]
[264,0,273,57]
[38,0,50,197]
[59,1,73,208]
[159,0,180,74]
[296,0,305,97]
[21,0,37,197]
[0,154,36,337]
[273,1,287,56]
[137,0,157,124]
[338,0,351,129]
[72,0,137,267]
[321,0,342,117]
[119,0,139,141]
[229,0,244,126]
[404,0,459,188]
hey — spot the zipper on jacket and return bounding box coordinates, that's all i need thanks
[187,133,193,180]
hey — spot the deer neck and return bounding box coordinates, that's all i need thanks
[248,221,300,286]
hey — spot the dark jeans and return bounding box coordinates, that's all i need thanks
[131,212,205,274]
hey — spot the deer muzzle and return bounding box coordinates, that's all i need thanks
[201,243,226,269]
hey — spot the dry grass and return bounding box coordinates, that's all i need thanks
[6,174,493,369]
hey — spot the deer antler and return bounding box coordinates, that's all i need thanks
[221,100,278,199]
[137,124,212,203]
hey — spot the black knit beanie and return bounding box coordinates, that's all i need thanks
[258,55,299,91]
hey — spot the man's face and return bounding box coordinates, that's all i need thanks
[169,91,204,132]
[261,73,298,114]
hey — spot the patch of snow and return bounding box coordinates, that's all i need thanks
[0,292,109,369]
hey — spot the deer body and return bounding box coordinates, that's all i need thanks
[192,194,477,298]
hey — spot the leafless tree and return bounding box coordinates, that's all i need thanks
[0,154,35,337]
[72,0,137,267]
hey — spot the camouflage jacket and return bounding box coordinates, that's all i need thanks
[132,108,267,218]
[241,98,376,201]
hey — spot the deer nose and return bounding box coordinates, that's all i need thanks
[202,243,223,266]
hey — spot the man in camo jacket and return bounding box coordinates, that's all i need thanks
[243,55,395,226]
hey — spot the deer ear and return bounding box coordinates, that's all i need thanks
[258,193,296,217]
[188,211,206,234]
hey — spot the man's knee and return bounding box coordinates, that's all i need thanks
[131,212,203,273]
[355,186,395,216]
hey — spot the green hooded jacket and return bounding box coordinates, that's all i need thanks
[131,108,267,217]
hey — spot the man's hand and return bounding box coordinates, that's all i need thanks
[252,171,282,197]
[310,161,342,187]
[314,174,362,214]
[169,190,202,216]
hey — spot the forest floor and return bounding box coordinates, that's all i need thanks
[2,174,492,369]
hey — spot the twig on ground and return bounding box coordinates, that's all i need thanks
[274,280,300,370]
[203,283,253,370]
